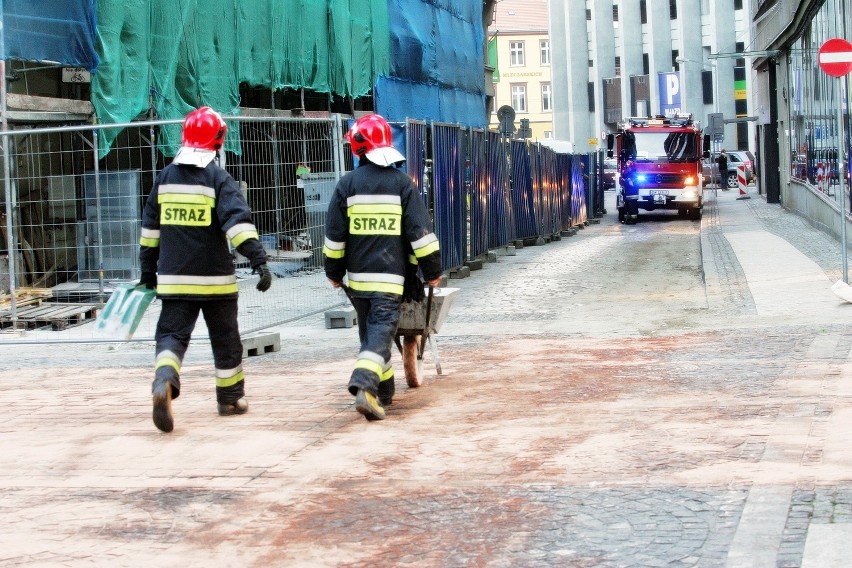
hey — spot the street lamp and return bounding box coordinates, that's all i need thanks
[676,56,721,186]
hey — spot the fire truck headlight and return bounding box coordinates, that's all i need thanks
[684,176,696,185]
[682,189,697,199]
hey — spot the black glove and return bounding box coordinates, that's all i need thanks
[139,271,157,290]
[402,263,425,303]
[255,264,272,292]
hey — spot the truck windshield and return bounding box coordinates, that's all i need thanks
[631,132,697,163]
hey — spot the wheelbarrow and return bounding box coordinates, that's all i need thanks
[394,286,459,385]
[338,283,459,386]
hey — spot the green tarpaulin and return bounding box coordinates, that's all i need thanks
[91,0,390,157]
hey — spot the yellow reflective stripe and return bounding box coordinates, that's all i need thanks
[380,366,394,381]
[139,236,160,247]
[348,203,403,215]
[157,283,239,295]
[155,355,181,372]
[230,229,260,248]
[414,239,440,258]
[348,280,404,295]
[355,358,383,377]
[408,254,417,265]
[323,245,345,259]
[215,369,245,389]
[158,193,216,207]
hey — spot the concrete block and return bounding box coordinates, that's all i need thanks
[464,258,484,271]
[325,306,357,329]
[504,245,517,256]
[513,239,525,249]
[242,332,281,357]
[449,266,471,279]
[484,251,498,263]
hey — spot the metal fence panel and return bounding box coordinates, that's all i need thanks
[487,131,513,247]
[431,123,464,272]
[467,128,489,259]
[1,116,346,340]
[510,139,537,240]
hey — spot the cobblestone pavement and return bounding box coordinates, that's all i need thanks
[2,184,852,567]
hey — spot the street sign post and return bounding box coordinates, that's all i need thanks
[818,38,852,283]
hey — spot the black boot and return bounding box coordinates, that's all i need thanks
[152,377,174,433]
[377,377,395,407]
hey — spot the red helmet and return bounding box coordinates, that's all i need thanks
[182,107,227,151]
[346,114,405,166]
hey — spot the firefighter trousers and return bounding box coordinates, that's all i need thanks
[153,298,245,405]
[348,294,401,399]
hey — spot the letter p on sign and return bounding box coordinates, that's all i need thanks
[666,74,680,104]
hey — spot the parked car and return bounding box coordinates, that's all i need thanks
[603,158,617,190]
[702,150,756,188]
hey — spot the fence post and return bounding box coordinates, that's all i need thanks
[2,129,19,327]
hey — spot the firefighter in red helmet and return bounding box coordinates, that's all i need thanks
[139,106,272,433]
[324,113,442,420]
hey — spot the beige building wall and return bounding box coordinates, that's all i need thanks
[488,0,553,141]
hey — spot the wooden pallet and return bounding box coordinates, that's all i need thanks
[0,287,53,309]
[0,302,99,331]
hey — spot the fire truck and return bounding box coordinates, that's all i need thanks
[606,114,711,224]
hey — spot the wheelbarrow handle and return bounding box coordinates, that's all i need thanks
[419,285,434,359]
[339,282,356,305]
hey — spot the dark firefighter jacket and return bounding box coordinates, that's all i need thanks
[323,161,441,296]
[139,161,267,300]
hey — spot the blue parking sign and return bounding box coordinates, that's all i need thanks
[658,72,681,116]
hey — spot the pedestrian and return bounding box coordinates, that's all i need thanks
[717,149,728,189]
[139,106,272,433]
[323,113,442,421]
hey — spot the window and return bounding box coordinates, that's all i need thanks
[511,84,527,112]
[702,70,714,105]
[586,9,592,21]
[615,56,621,77]
[541,83,552,111]
[588,82,595,112]
[672,50,680,71]
[642,53,650,75]
[540,40,550,65]
[589,59,594,68]
[670,0,677,19]
[544,131,553,139]
[510,41,525,66]
[640,0,647,24]
[734,0,743,9]
[613,5,619,22]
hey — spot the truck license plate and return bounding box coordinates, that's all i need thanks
[650,190,668,195]
[652,192,667,204]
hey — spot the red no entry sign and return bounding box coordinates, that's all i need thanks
[819,38,852,77]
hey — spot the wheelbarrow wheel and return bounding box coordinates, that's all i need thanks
[403,335,422,387]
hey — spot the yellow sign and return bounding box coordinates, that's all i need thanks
[588,138,598,146]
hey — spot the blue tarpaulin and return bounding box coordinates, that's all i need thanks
[1,0,99,71]
[377,0,486,128]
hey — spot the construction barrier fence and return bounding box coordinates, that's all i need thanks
[0,114,590,343]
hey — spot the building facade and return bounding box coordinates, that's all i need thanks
[751,0,851,221]
[549,0,755,153]
[488,0,554,141]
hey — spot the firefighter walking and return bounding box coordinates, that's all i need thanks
[323,114,442,421]
[139,106,272,433]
